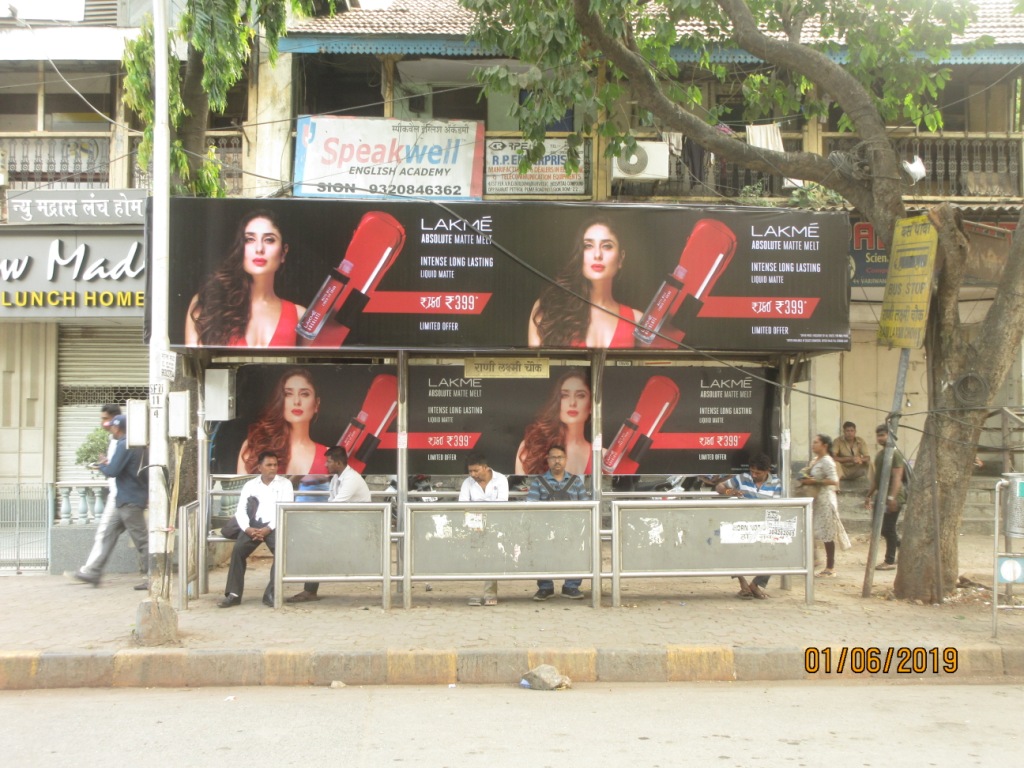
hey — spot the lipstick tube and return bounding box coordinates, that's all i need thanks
[296,211,406,344]
[634,219,736,347]
[336,373,398,473]
[602,375,680,475]
[602,411,641,474]
[633,265,687,346]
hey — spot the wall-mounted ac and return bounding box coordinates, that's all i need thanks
[611,141,671,181]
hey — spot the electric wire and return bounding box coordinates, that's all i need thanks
[5,11,1021,461]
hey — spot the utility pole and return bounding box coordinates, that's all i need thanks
[136,0,178,644]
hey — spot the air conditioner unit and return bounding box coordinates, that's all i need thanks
[612,141,671,181]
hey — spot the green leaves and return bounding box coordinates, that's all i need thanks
[122,0,327,196]
[462,0,987,177]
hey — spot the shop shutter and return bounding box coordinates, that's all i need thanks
[56,324,149,484]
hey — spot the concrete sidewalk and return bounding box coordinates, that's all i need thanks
[2,532,1023,688]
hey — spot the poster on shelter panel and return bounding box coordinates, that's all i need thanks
[600,366,773,476]
[405,363,772,476]
[407,363,594,477]
[207,363,398,479]
[166,198,850,352]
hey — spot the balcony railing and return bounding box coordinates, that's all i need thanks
[825,134,1021,198]
[0,133,111,192]
[0,130,245,221]
[613,132,1023,200]
[612,133,805,199]
[129,132,243,195]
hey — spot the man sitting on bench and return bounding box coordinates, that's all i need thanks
[218,451,294,608]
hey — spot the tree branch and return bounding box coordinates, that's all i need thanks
[571,0,879,210]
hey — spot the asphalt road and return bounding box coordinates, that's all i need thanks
[1,681,1019,767]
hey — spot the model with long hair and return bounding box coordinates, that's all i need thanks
[237,368,328,475]
[186,209,306,347]
[515,369,593,476]
[528,218,641,348]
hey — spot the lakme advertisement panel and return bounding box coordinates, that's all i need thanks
[293,115,484,200]
[167,198,850,352]
[213,362,771,477]
[208,363,399,479]
[403,363,771,476]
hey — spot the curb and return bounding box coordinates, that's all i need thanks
[0,645,1021,689]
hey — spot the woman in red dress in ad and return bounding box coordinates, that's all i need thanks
[237,368,328,476]
[515,369,594,477]
[528,218,641,348]
[185,209,305,347]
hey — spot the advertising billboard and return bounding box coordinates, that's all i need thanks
[208,363,399,479]
[212,362,773,477]
[168,198,850,352]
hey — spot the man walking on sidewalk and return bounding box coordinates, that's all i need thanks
[73,414,149,588]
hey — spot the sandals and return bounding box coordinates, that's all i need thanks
[749,584,770,599]
[816,568,837,578]
[468,596,498,606]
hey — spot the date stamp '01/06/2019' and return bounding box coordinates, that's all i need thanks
[804,647,958,674]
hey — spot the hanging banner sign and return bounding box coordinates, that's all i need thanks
[167,198,850,352]
[878,215,938,349]
[293,115,484,200]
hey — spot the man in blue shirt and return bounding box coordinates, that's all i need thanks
[715,453,781,599]
[526,444,591,601]
[73,414,148,587]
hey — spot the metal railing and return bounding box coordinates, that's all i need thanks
[0,134,111,193]
[826,133,1022,198]
[612,134,805,199]
[129,132,243,195]
[0,483,52,572]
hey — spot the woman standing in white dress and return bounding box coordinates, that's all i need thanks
[799,434,847,577]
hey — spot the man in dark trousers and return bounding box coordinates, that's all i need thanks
[866,424,908,570]
[525,444,591,601]
[73,414,149,587]
[286,446,371,604]
[219,451,294,608]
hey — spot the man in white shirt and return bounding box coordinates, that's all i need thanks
[286,446,372,604]
[218,452,294,608]
[459,452,509,606]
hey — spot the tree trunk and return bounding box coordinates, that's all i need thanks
[177,43,211,193]
[894,204,1024,600]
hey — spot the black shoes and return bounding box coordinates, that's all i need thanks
[133,581,149,591]
[72,570,100,586]
[532,588,555,601]
[217,594,241,608]
[561,586,585,600]
[262,595,275,608]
